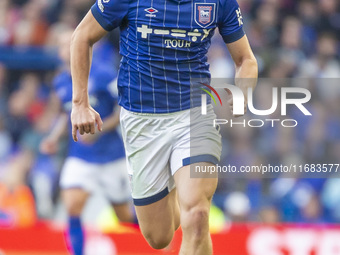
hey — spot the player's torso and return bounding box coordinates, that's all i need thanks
[117,0,225,113]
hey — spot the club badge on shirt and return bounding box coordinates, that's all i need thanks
[194,3,216,28]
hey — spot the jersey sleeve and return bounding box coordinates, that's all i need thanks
[91,0,129,31]
[218,0,245,44]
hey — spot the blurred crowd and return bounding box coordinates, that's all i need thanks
[0,0,339,228]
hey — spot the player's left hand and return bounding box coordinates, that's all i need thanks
[71,104,103,142]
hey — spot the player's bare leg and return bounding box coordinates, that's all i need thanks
[62,188,89,255]
[112,203,135,223]
[135,189,180,249]
[62,188,89,216]
[174,162,217,255]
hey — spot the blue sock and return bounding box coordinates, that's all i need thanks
[68,216,84,255]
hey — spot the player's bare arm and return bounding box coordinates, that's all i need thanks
[40,93,67,154]
[227,35,258,115]
[40,112,68,155]
[70,11,107,142]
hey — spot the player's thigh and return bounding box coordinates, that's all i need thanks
[135,188,178,237]
[171,105,220,207]
[120,108,174,203]
[62,188,90,216]
[174,162,217,211]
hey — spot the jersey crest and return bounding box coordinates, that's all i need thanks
[194,3,216,28]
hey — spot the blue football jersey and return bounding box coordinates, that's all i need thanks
[53,63,125,163]
[91,0,245,113]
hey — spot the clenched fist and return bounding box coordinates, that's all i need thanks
[71,104,103,142]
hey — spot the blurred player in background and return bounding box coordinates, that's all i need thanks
[40,30,134,255]
[70,0,257,254]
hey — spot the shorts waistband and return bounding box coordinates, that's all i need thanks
[121,104,213,117]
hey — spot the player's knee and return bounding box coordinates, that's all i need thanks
[181,205,210,239]
[143,230,173,249]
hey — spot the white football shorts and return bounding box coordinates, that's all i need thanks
[120,104,222,206]
[60,157,131,204]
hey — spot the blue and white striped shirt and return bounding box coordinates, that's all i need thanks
[91,0,245,113]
